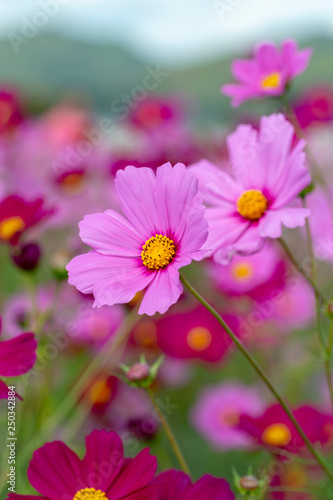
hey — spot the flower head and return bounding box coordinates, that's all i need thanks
[7,429,157,500]
[238,404,333,455]
[190,114,311,263]
[156,306,236,363]
[190,381,264,450]
[222,39,312,107]
[0,195,54,246]
[153,470,235,500]
[67,163,208,316]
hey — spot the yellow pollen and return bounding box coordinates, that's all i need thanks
[262,423,292,447]
[141,234,175,270]
[261,72,281,90]
[73,488,108,500]
[88,379,112,405]
[187,327,212,351]
[0,216,25,240]
[237,190,267,220]
[232,262,253,281]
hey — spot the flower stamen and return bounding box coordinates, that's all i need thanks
[141,234,176,270]
[73,487,108,500]
[0,216,25,240]
[262,423,292,447]
[237,190,268,220]
[261,72,281,90]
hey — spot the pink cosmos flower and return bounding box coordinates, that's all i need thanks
[0,318,37,399]
[222,39,312,107]
[156,306,235,363]
[207,242,282,295]
[190,381,265,451]
[190,114,311,263]
[0,87,23,135]
[67,163,208,316]
[7,429,157,500]
[0,195,54,246]
[293,86,333,129]
[306,187,333,263]
[153,470,235,500]
[238,404,333,455]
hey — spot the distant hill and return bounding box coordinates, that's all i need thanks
[0,33,332,123]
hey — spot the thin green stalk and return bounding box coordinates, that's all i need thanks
[303,197,333,410]
[180,273,333,484]
[278,238,326,305]
[146,387,191,476]
[16,307,139,473]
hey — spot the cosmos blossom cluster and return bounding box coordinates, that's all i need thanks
[2,38,333,499]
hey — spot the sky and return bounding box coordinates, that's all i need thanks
[1,0,333,65]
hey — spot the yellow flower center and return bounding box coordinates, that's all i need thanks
[88,378,112,405]
[61,173,85,195]
[261,72,281,90]
[73,488,108,500]
[232,262,253,281]
[0,216,25,240]
[141,234,176,270]
[237,190,268,220]
[187,327,212,351]
[262,423,292,446]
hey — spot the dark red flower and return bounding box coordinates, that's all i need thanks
[0,195,54,245]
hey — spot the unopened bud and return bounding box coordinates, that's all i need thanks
[239,476,259,491]
[127,363,150,382]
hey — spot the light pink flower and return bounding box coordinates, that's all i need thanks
[190,114,311,263]
[222,39,312,107]
[67,163,208,316]
[190,381,265,450]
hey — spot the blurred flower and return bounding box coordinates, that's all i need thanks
[67,163,208,316]
[79,375,118,415]
[238,404,333,455]
[207,243,282,295]
[190,381,265,450]
[7,429,157,500]
[270,462,319,500]
[153,470,235,500]
[0,88,23,135]
[306,187,333,263]
[222,39,312,107]
[0,317,37,399]
[156,306,235,363]
[0,195,54,246]
[293,86,333,129]
[190,114,311,263]
[11,242,41,271]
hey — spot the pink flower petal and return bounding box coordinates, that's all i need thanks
[79,211,142,257]
[28,441,84,500]
[139,266,183,316]
[82,430,124,491]
[106,448,157,499]
[259,207,310,238]
[0,333,37,377]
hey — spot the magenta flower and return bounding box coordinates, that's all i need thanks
[190,382,265,450]
[190,114,311,263]
[0,195,54,246]
[7,429,157,500]
[0,318,37,399]
[238,404,333,455]
[156,306,235,363]
[222,39,312,107]
[153,470,235,500]
[67,163,208,316]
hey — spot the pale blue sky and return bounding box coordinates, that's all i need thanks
[1,0,333,65]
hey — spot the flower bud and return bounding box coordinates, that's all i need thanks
[11,242,41,271]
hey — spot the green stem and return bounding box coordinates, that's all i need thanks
[180,273,333,484]
[146,387,191,476]
[17,307,139,468]
[278,238,326,305]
